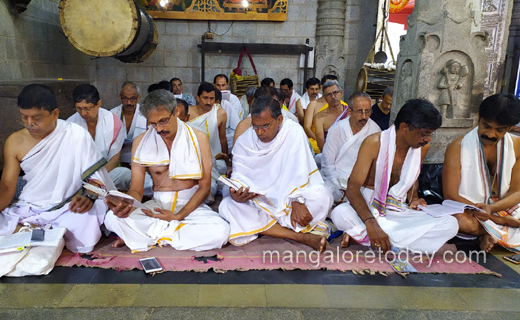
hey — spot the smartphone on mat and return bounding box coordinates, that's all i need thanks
[503,254,520,264]
[140,257,163,273]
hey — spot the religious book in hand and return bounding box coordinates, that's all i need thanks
[219,176,276,207]
[418,200,485,218]
[82,182,150,211]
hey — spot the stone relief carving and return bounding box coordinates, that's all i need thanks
[483,0,498,13]
[436,59,469,118]
[399,60,413,103]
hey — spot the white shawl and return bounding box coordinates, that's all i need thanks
[133,118,203,180]
[459,127,515,204]
[232,119,323,210]
[299,92,322,110]
[110,104,147,163]
[287,90,302,114]
[188,105,221,158]
[370,126,422,216]
[322,117,381,189]
[18,120,113,210]
[68,107,126,161]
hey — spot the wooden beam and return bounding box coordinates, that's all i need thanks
[198,42,313,55]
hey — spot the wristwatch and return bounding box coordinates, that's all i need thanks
[289,196,306,205]
[83,192,98,202]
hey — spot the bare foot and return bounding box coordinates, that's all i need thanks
[479,234,497,252]
[341,233,351,248]
[112,238,126,248]
[301,233,327,253]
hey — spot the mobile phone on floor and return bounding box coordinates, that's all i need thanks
[139,257,163,273]
[503,254,520,264]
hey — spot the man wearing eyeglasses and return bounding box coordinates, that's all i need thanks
[219,97,333,252]
[443,94,520,253]
[0,84,115,253]
[321,92,381,206]
[330,99,458,253]
[313,80,350,153]
[104,89,230,252]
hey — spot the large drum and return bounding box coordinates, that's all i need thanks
[59,0,158,63]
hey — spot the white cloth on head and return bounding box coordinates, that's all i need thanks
[287,90,301,114]
[110,103,148,164]
[459,127,520,252]
[322,117,381,202]
[0,120,114,252]
[104,186,230,252]
[299,92,322,110]
[330,127,458,253]
[67,108,126,162]
[218,119,333,245]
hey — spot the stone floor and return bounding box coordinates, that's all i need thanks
[1,237,520,319]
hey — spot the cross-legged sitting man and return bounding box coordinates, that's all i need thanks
[104,89,230,252]
[330,99,458,252]
[0,84,114,253]
[443,94,520,252]
[219,97,334,252]
[321,92,381,203]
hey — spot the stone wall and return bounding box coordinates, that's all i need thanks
[0,0,92,81]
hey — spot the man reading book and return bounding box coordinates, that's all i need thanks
[330,99,458,253]
[0,84,114,253]
[218,97,333,252]
[104,89,230,252]
[443,94,520,252]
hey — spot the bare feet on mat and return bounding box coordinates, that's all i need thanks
[479,234,497,252]
[112,238,126,248]
[302,233,327,253]
[341,233,351,248]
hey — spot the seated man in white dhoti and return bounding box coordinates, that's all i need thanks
[443,94,520,252]
[330,99,458,252]
[110,82,152,195]
[295,77,322,125]
[219,97,334,252]
[215,89,241,152]
[214,74,244,120]
[170,77,196,106]
[280,78,301,115]
[187,83,229,199]
[104,89,230,252]
[0,84,114,253]
[322,92,381,203]
[67,84,126,184]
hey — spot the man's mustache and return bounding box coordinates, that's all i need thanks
[157,130,170,135]
[481,135,498,142]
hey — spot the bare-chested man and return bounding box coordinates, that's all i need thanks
[443,94,520,253]
[280,78,301,114]
[330,99,458,253]
[104,89,230,252]
[295,77,321,125]
[0,84,114,253]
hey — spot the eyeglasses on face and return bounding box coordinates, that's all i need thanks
[150,109,175,129]
[408,124,436,138]
[252,119,275,131]
[352,109,371,116]
[121,96,138,102]
[325,90,342,98]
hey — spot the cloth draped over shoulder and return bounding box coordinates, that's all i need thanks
[133,118,203,180]
[18,120,114,211]
[459,127,520,252]
[287,90,301,114]
[110,104,148,163]
[370,126,422,216]
[299,92,322,110]
[67,108,126,161]
[322,117,381,200]
[188,105,221,158]
[232,119,323,211]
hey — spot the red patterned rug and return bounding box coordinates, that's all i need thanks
[55,236,499,276]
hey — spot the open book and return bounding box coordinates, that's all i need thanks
[82,182,150,211]
[418,200,485,218]
[0,228,66,252]
[219,176,276,207]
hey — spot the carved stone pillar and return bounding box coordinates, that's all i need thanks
[480,0,513,96]
[502,0,520,94]
[392,0,488,162]
[315,0,347,81]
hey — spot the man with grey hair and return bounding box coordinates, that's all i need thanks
[321,92,381,204]
[104,89,230,252]
[219,97,333,252]
[313,80,350,153]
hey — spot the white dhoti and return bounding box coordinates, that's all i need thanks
[1,200,107,253]
[104,186,230,252]
[219,184,331,245]
[330,187,458,253]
